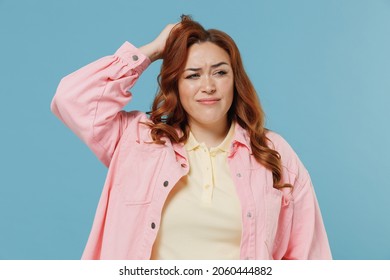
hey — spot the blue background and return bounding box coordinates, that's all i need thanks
[1,0,389,260]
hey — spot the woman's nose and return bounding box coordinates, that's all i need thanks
[201,76,216,94]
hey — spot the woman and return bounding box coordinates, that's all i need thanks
[51,16,332,259]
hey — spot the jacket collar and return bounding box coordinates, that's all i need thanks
[231,122,252,154]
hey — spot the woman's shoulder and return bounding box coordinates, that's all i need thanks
[265,129,309,182]
[265,129,295,157]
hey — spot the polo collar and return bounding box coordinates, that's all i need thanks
[184,122,236,152]
[172,121,252,158]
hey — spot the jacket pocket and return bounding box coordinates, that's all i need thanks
[117,145,166,205]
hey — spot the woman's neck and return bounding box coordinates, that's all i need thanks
[188,119,230,148]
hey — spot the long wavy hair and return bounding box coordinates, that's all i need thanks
[147,15,292,189]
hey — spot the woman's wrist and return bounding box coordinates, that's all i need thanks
[139,41,161,63]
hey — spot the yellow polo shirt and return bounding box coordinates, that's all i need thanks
[151,123,242,259]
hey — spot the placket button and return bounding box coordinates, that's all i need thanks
[163,181,169,187]
[151,222,156,229]
[236,173,242,178]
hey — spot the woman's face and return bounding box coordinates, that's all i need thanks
[178,42,234,130]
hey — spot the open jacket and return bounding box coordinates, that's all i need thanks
[51,42,332,260]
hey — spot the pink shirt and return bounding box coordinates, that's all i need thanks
[51,42,332,260]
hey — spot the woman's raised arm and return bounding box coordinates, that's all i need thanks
[50,24,176,167]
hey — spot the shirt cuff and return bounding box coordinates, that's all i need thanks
[114,41,152,74]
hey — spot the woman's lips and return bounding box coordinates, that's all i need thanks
[197,98,220,105]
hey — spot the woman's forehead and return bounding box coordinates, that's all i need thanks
[184,42,231,68]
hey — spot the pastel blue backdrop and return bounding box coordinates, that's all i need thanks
[1,0,389,260]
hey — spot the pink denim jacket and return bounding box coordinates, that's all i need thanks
[51,42,332,260]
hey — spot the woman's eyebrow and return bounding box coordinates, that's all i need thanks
[184,62,229,72]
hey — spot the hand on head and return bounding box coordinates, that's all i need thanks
[139,23,179,62]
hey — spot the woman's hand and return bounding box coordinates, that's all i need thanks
[139,23,177,62]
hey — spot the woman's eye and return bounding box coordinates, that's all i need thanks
[215,70,227,76]
[185,73,200,79]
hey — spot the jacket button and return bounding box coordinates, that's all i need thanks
[151,222,156,229]
[163,181,169,187]
[132,55,139,61]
